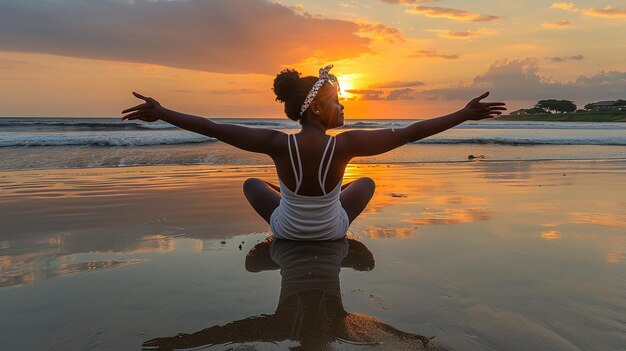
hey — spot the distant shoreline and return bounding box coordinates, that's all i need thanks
[496,111,626,122]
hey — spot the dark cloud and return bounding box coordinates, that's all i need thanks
[547,55,584,62]
[420,58,626,102]
[346,89,385,95]
[409,50,459,59]
[0,0,377,74]
[370,80,424,88]
[380,0,440,4]
[574,70,626,86]
[387,88,416,100]
[346,89,384,100]
[346,87,417,100]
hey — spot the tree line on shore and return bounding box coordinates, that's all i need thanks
[511,99,626,115]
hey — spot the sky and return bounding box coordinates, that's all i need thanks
[0,0,624,118]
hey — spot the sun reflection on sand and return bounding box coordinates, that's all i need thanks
[364,225,416,239]
[605,250,623,264]
[540,230,561,240]
[409,208,492,226]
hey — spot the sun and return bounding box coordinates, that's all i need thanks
[337,77,355,99]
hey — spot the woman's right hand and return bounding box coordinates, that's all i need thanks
[121,92,163,122]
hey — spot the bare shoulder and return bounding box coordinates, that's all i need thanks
[333,130,357,161]
[334,128,407,158]
[267,129,288,156]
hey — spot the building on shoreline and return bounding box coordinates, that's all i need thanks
[585,100,626,111]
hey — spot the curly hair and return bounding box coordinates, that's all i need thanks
[272,68,318,122]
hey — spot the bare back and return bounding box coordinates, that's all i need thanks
[270,132,349,196]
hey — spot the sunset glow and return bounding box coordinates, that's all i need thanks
[0,0,624,118]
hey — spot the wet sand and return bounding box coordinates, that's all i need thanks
[1,161,625,350]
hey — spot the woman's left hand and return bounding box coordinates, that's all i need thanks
[462,92,507,120]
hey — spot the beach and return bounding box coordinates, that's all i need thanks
[1,158,625,350]
[4,0,626,348]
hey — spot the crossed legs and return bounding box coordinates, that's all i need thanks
[242,177,375,225]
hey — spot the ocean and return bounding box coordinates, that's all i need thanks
[1,117,626,170]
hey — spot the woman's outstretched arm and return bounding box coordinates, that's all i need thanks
[340,92,506,158]
[121,92,283,155]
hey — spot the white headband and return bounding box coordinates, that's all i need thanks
[300,65,340,116]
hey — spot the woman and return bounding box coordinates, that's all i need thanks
[122,65,506,240]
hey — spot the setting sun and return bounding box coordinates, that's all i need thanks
[338,74,361,100]
[338,77,353,96]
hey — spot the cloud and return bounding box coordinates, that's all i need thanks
[584,6,626,19]
[546,55,584,62]
[380,0,440,4]
[551,2,577,12]
[406,5,501,22]
[0,0,380,74]
[370,80,424,88]
[357,22,404,42]
[419,58,626,102]
[345,89,385,100]
[346,87,418,100]
[427,28,497,39]
[542,21,572,29]
[551,2,626,19]
[409,49,459,59]
[387,88,416,100]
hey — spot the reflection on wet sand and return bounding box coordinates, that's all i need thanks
[364,226,416,239]
[345,164,493,239]
[142,238,448,351]
[0,258,143,288]
[569,212,626,228]
[0,231,173,288]
[409,208,491,226]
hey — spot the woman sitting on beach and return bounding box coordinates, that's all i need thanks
[122,65,506,241]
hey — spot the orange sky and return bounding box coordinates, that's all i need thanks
[0,0,624,118]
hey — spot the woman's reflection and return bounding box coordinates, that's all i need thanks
[143,237,446,350]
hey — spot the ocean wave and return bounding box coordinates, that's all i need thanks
[340,121,405,129]
[3,132,626,147]
[230,121,285,128]
[459,121,626,130]
[415,137,626,146]
[0,118,295,131]
[0,120,177,131]
[0,132,216,147]
[4,118,625,132]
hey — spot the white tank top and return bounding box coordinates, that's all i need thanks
[270,134,348,240]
